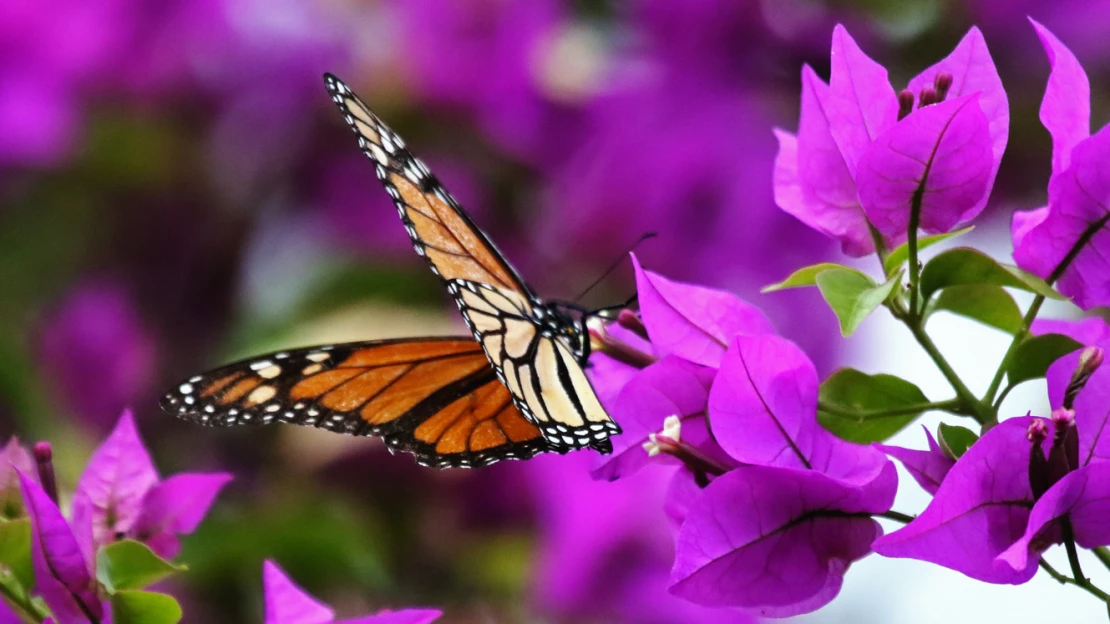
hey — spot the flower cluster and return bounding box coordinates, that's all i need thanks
[589,256,897,616]
[0,411,230,622]
[587,19,1110,618]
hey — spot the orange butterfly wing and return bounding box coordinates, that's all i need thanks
[325,74,530,297]
[160,338,549,467]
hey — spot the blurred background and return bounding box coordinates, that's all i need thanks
[2,0,1110,622]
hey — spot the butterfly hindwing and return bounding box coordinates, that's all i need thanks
[161,338,551,467]
[449,278,619,452]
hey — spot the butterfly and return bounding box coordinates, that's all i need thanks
[160,74,622,468]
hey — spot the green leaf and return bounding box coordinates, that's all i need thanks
[920,247,1066,301]
[937,423,978,460]
[97,540,185,594]
[816,269,901,337]
[1005,333,1084,387]
[817,369,931,443]
[884,225,974,276]
[1001,264,1068,300]
[927,285,1022,333]
[0,519,33,589]
[762,263,867,293]
[110,591,183,624]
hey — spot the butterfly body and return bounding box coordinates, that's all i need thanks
[160,74,621,467]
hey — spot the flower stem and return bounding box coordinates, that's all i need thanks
[907,189,923,317]
[0,573,50,623]
[982,215,1103,407]
[890,299,989,423]
[817,398,963,420]
[1095,547,1110,573]
[1040,557,1110,607]
[878,510,915,524]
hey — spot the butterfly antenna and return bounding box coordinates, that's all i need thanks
[572,231,657,303]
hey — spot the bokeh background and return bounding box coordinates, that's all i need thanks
[3,0,1110,622]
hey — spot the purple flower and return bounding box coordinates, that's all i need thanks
[590,356,720,482]
[708,335,892,486]
[0,438,35,518]
[876,365,1110,585]
[670,464,894,617]
[633,255,775,368]
[19,471,103,624]
[774,25,1006,254]
[37,283,158,429]
[1012,21,1110,309]
[263,560,441,624]
[528,453,740,623]
[873,417,1041,583]
[874,426,955,495]
[70,410,231,561]
[665,332,896,615]
[394,0,580,166]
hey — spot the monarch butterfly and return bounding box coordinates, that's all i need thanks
[160,74,622,468]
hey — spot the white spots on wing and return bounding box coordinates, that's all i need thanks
[257,364,282,379]
[250,360,273,371]
[184,396,195,405]
[302,364,323,375]
[204,405,215,414]
[247,385,277,406]
[265,404,281,413]
[307,352,330,362]
[179,383,194,395]
[369,143,388,163]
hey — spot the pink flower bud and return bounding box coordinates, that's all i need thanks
[1027,419,1049,444]
[33,441,57,505]
[1051,407,1076,429]
[934,72,953,102]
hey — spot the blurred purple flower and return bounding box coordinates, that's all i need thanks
[263,560,441,624]
[394,0,585,166]
[775,25,1006,253]
[18,470,103,624]
[670,464,894,617]
[0,438,36,518]
[38,283,158,429]
[0,0,133,167]
[528,453,743,623]
[874,426,954,496]
[70,410,231,561]
[1012,21,1110,310]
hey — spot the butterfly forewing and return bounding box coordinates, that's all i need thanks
[324,74,621,451]
[161,338,550,467]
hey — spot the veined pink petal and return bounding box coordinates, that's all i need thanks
[632,254,775,367]
[906,26,1008,222]
[1047,349,1110,467]
[858,94,993,237]
[591,356,716,481]
[826,24,898,175]
[18,471,102,624]
[873,417,1040,584]
[263,560,336,624]
[669,465,893,616]
[997,462,1110,571]
[1031,19,1090,176]
[1013,125,1110,309]
[709,335,892,486]
[131,472,233,558]
[774,66,874,256]
[874,426,954,495]
[71,410,159,563]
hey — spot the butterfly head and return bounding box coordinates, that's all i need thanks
[535,303,590,363]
